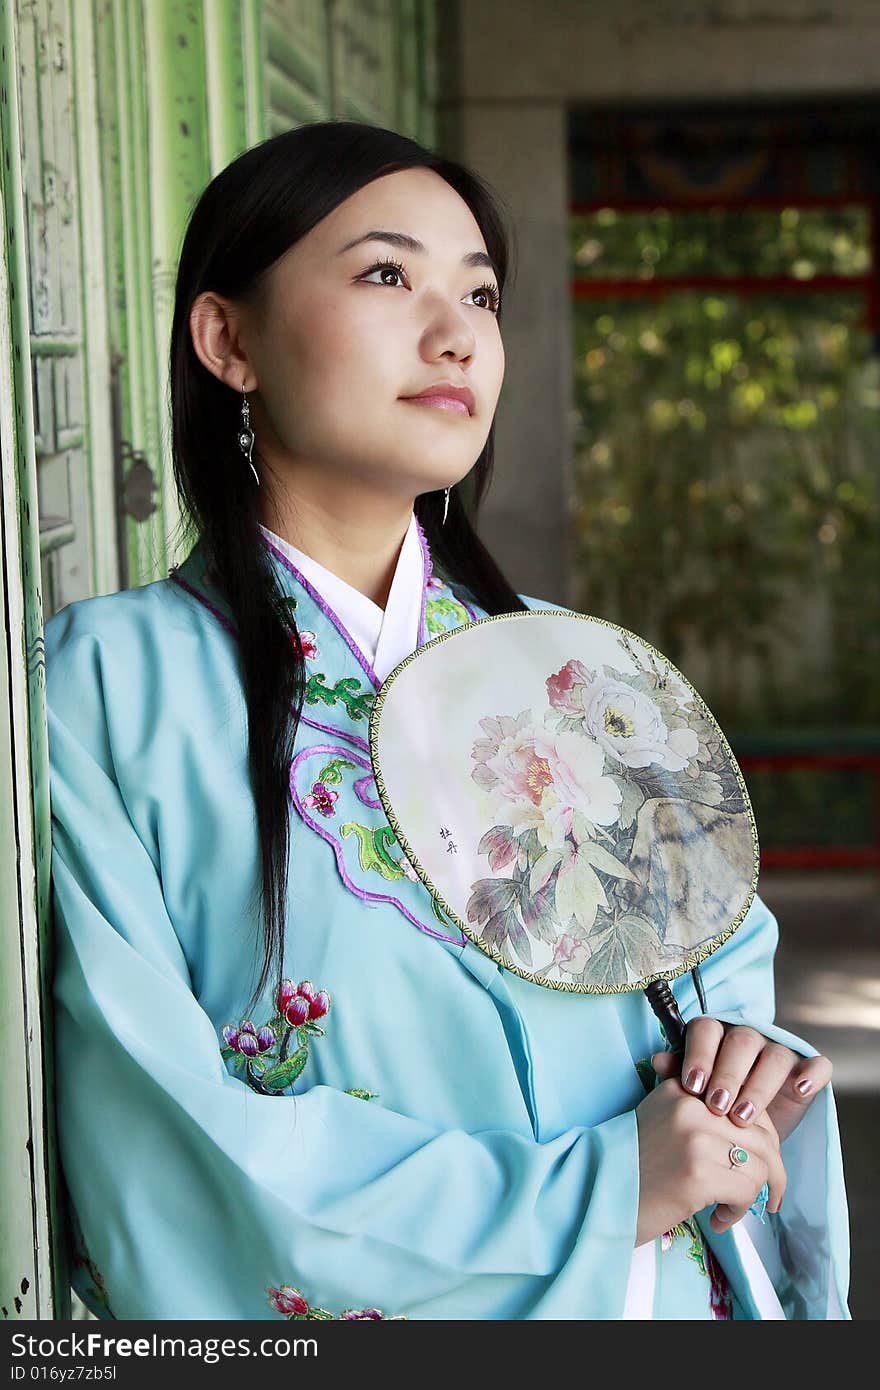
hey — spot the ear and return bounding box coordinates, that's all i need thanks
[189,290,257,394]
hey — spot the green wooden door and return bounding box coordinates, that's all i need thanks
[1,0,437,1322]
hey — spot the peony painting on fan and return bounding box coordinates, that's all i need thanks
[370,611,759,995]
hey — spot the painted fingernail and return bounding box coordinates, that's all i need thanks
[732,1099,755,1121]
[796,1077,813,1096]
[709,1087,731,1112]
[684,1067,706,1093]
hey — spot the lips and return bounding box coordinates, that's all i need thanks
[400,383,475,415]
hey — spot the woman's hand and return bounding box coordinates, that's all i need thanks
[634,1076,785,1245]
[650,1017,833,1145]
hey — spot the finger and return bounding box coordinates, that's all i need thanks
[710,1129,786,1230]
[765,1055,834,1143]
[650,1050,680,1080]
[679,1016,725,1096]
[726,1043,800,1127]
[709,1202,743,1232]
[704,1025,765,1116]
[762,1125,787,1213]
[787,1053,833,1102]
[735,1118,787,1214]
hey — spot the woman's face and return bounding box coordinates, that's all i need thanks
[235,166,505,502]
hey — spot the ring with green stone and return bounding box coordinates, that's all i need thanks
[729,1144,750,1169]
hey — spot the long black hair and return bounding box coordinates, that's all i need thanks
[168,120,528,1016]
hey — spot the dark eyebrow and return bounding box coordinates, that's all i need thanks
[337,229,498,279]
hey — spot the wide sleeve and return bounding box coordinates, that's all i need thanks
[46,610,642,1322]
[673,893,851,1320]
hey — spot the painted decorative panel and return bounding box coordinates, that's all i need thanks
[17,0,96,615]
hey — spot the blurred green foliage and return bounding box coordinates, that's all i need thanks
[570,206,880,733]
[570,204,872,280]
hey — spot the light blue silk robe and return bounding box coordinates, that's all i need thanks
[44,516,851,1321]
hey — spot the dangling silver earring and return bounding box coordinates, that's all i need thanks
[442,486,450,526]
[238,385,260,487]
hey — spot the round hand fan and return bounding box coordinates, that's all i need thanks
[369,610,759,1048]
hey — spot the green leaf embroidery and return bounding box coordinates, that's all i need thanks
[317,757,357,787]
[304,673,373,722]
[425,595,470,634]
[340,822,405,879]
[261,1045,310,1091]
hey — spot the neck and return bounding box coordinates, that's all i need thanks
[258,487,415,610]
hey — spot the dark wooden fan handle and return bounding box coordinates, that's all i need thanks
[644,980,687,1052]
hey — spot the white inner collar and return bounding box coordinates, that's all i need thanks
[258,512,425,683]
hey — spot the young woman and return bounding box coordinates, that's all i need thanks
[45,120,850,1321]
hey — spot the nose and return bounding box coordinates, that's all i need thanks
[418,292,476,364]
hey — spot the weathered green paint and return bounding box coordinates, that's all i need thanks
[0,0,71,1322]
[143,1,213,563]
[204,0,252,169]
[94,0,164,588]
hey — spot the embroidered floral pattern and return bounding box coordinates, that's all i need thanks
[426,593,472,635]
[297,630,319,661]
[268,1285,406,1320]
[290,741,466,946]
[341,821,410,879]
[304,672,374,723]
[303,756,357,818]
[221,979,331,1095]
[304,781,339,816]
[661,1218,733,1320]
[633,1056,657,1094]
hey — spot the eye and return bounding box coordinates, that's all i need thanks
[358,256,409,288]
[466,282,502,315]
[357,257,502,314]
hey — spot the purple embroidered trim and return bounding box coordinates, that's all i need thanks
[172,567,463,946]
[290,743,465,945]
[458,595,479,621]
[414,513,432,647]
[259,534,381,690]
[170,571,371,752]
[414,514,480,627]
[301,714,369,753]
[170,571,237,637]
[354,772,383,809]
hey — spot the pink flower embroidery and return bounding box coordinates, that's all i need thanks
[268,1285,309,1317]
[222,1019,274,1057]
[296,630,319,661]
[221,979,332,1096]
[276,978,331,1027]
[267,1284,404,1320]
[705,1243,733,1320]
[304,781,339,816]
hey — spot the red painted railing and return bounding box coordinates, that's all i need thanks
[737,751,880,869]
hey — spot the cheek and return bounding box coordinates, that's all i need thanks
[301,293,400,396]
[259,296,394,445]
